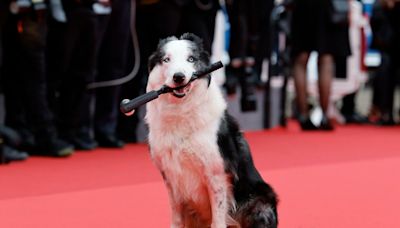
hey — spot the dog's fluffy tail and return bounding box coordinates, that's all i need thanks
[248,200,278,228]
[234,182,278,228]
[236,197,278,228]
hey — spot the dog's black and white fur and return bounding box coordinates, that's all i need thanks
[145,33,278,228]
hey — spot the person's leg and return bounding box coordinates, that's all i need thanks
[341,93,355,116]
[94,0,130,148]
[46,17,67,112]
[293,51,318,130]
[58,8,99,149]
[317,54,334,114]
[3,13,73,156]
[224,0,246,95]
[341,92,369,124]
[56,9,84,140]
[379,54,397,125]
[336,55,366,123]
[293,52,310,117]
[369,52,390,123]
[2,15,27,132]
[71,13,110,150]
[317,53,334,130]
[118,1,181,142]
[253,0,274,86]
[117,41,141,143]
[336,55,355,119]
[240,0,268,112]
[225,0,257,112]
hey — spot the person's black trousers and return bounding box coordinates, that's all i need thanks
[55,8,98,139]
[2,13,57,141]
[93,0,131,137]
[372,53,398,118]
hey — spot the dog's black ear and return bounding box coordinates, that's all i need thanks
[148,51,161,73]
[180,33,203,47]
[148,52,157,73]
[148,36,178,72]
[180,33,210,65]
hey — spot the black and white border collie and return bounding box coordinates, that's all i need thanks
[145,33,278,228]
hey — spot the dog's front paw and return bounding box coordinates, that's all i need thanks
[170,225,182,228]
[211,222,226,228]
[170,223,184,228]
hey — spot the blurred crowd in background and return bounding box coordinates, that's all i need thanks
[0,0,399,164]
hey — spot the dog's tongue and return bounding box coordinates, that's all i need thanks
[176,87,185,93]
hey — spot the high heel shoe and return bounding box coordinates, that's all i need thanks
[299,116,318,131]
[319,116,334,131]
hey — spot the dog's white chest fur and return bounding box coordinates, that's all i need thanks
[147,82,226,193]
[151,127,220,209]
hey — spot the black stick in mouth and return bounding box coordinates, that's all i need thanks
[120,61,223,116]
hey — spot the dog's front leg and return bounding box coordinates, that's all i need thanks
[163,176,184,228]
[169,198,184,228]
[205,165,228,228]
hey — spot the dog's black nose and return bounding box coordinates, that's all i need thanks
[173,72,185,84]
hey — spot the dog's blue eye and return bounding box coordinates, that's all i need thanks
[187,56,196,63]
[162,57,170,63]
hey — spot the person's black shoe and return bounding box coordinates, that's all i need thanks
[95,133,124,148]
[119,134,137,143]
[376,118,396,126]
[376,113,396,126]
[319,116,335,131]
[17,129,36,150]
[0,126,21,146]
[71,137,98,150]
[3,146,29,162]
[30,138,74,157]
[343,112,369,124]
[61,129,97,151]
[299,116,318,131]
[63,128,98,151]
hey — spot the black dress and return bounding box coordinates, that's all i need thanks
[291,0,351,58]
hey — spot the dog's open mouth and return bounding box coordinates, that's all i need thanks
[172,85,191,98]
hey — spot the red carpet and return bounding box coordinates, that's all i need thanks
[1,123,400,227]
